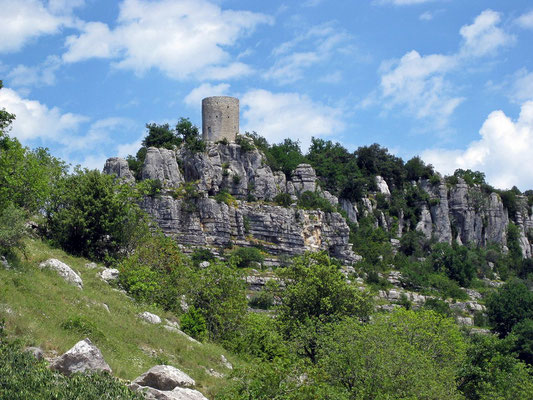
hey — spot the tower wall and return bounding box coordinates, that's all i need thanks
[202,96,239,142]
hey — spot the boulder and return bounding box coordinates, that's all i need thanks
[130,384,208,400]
[139,312,162,324]
[375,176,390,196]
[38,259,83,289]
[99,268,119,283]
[133,365,195,390]
[291,164,317,194]
[103,157,135,183]
[51,338,111,376]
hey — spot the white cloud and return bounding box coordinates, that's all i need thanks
[7,56,62,88]
[379,50,462,127]
[117,135,144,158]
[0,0,63,53]
[63,0,272,81]
[320,71,342,84]
[241,89,344,149]
[266,24,351,84]
[184,83,230,107]
[0,0,83,54]
[422,101,533,190]
[376,9,512,128]
[509,69,533,103]
[0,86,87,143]
[419,11,434,21]
[459,10,514,57]
[516,10,533,29]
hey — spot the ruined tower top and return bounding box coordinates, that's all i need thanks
[202,96,239,142]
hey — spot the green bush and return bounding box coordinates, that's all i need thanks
[235,135,255,152]
[0,203,26,256]
[230,247,264,269]
[273,193,292,207]
[214,190,237,207]
[180,306,207,341]
[297,191,334,213]
[248,290,274,310]
[45,169,150,261]
[190,248,215,267]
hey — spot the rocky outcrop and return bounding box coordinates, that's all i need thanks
[418,178,510,248]
[39,259,83,289]
[51,338,111,376]
[291,164,318,194]
[375,175,390,196]
[103,157,135,183]
[99,268,119,283]
[141,196,358,263]
[515,196,533,257]
[142,147,183,187]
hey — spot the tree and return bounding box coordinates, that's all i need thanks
[276,252,373,362]
[430,242,476,287]
[45,169,150,261]
[0,80,15,135]
[458,333,533,400]
[142,123,177,148]
[486,278,533,337]
[266,138,306,178]
[318,310,466,400]
[405,155,434,181]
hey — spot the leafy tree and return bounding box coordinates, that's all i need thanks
[230,247,264,269]
[486,278,533,337]
[306,138,362,199]
[317,310,466,400]
[458,333,533,400]
[0,203,26,256]
[0,81,15,134]
[277,252,373,362]
[511,318,533,365]
[175,117,199,142]
[355,143,405,189]
[180,306,207,341]
[430,242,477,287]
[266,139,306,178]
[45,168,150,261]
[453,169,487,186]
[188,262,247,342]
[142,123,177,148]
[405,155,434,181]
[117,233,191,311]
[297,191,334,213]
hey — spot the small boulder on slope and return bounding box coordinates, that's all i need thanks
[133,365,195,390]
[50,338,111,376]
[39,259,83,289]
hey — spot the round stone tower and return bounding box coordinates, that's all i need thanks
[202,96,239,142]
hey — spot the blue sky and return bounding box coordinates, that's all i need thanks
[1,0,533,190]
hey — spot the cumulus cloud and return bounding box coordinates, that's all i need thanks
[376,9,512,129]
[459,10,514,57]
[422,101,533,190]
[184,83,230,107]
[241,89,344,150]
[266,24,351,84]
[379,51,461,127]
[516,10,533,29]
[63,0,272,80]
[0,0,83,53]
[7,56,62,88]
[0,86,87,143]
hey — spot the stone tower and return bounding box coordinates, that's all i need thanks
[202,96,239,142]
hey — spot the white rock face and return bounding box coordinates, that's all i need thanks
[39,259,83,289]
[375,176,390,196]
[133,365,195,390]
[139,311,162,324]
[142,147,184,187]
[99,268,119,282]
[51,338,111,376]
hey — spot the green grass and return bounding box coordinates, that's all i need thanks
[0,239,238,398]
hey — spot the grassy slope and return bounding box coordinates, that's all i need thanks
[0,239,236,398]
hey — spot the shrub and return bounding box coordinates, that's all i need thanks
[423,298,452,316]
[180,306,207,341]
[235,135,255,152]
[0,203,26,256]
[297,191,334,213]
[45,169,150,261]
[248,290,274,310]
[230,247,264,269]
[273,193,292,207]
[214,190,237,207]
[190,248,215,267]
[232,174,241,185]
